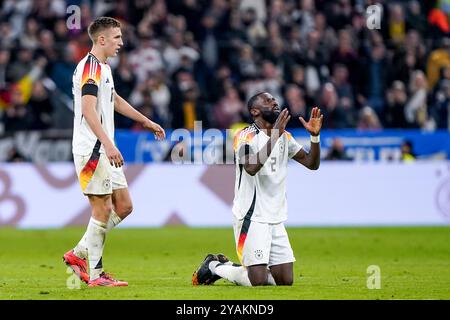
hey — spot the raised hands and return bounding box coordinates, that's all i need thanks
[273,109,291,138]
[299,107,323,136]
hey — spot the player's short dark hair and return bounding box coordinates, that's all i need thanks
[247,92,265,115]
[88,17,121,42]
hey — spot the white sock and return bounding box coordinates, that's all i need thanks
[211,263,252,287]
[106,210,122,231]
[73,211,122,259]
[209,262,277,286]
[85,218,107,280]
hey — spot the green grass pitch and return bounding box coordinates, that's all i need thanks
[0,226,449,300]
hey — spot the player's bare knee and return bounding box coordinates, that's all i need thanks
[127,203,133,215]
[116,203,133,216]
[277,275,293,286]
[104,202,114,214]
[249,277,267,286]
[279,278,293,286]
[248,270,269,286]
[123,203,133,216]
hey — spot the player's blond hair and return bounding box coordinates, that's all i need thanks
[88,17,121,42]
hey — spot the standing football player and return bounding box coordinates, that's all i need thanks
[63,17,165,287]
[192,92,322,286]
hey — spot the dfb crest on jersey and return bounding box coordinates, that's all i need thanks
[103,178,111,191]
[255,250,264,260]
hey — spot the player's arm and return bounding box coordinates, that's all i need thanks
[242,109,291,176]
[114,93,166,140]
[81,57,123,167]
[82,95,123,167]
[292,107,323,170]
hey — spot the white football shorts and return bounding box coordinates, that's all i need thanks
[233,216,296,267]
[74,147,128,195]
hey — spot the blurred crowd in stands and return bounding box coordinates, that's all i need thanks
[0,0,449,135]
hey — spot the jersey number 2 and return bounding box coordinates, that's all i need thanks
[270,156,277,173]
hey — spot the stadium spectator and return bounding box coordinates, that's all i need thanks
[241,7,267,46]
[0,48,11,89]
[325,137,353,161]
[319,82,354,129]
[213,86,245,129]
[113,52,137,129]
[329,29,360,89]
[169,69,209,129]
[147,72,172,129]
[401,140,416,162]
[50,47,77,98]
[313,12,337,60]
[357,106,382,131]
[163,30,199,75]
[259,60,284,104]
[236,44,259,81]
[8,47,34,82]
[38,29,59,64]
[2,87,34,132]
[113,53,136,102]
[384,80,409,128]
[388,3,407,46]
[129,38,164,82]
[331,63,355,113]
[131,91,163,132]
[427,38,450,90]
[430,79,450,130]
[264,37,293,82]
[405,70,429,128]
[406,1,427,35]
[362,42,388,115]
[27,80,55,130]
[285,84,308,128]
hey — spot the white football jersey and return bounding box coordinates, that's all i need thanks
[232,123,303,223]
[72,53,115,156]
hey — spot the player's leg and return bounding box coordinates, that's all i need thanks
[247,264,269,286]
[112,187,133,220]
[206,259,277,286]
[85,161,130,286]
[267,222,295,286]
[209,219,273,286]
[85,194,112,281]
[64,151,112,282]
[63,194,112,284]
[65,152,126,286]
[105,166,131,228]
[192,254,229,285]
[71,164,130,259]
[269,262,293,285]
[84,193,128,287]
[71,207,122,261]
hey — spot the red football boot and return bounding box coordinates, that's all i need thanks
[88,272,128,287]
[63,249,89,284]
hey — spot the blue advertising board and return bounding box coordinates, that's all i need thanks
[115,129,450,163]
